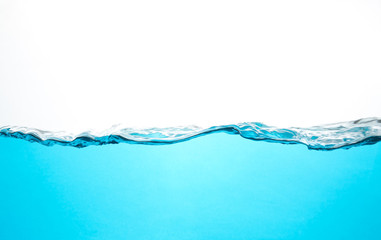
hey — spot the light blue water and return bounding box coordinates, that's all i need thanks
[1,119,381,239]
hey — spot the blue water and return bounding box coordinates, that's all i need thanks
[1,130,381,239]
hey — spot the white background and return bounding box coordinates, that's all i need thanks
[1,0,380,132]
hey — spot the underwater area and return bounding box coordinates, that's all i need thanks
[1,119,381,239]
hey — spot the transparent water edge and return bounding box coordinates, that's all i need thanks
[1,117,381,150]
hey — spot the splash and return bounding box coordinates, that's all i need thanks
[1,118,380,150]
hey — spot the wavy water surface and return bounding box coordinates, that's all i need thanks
[1,118,381,150]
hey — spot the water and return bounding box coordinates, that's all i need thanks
[1,119,381,239]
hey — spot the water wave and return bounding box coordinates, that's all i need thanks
[1,118,381,150]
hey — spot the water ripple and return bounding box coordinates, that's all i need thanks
[1,118,380,150]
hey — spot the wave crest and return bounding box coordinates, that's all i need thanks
[1,118,381,150]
